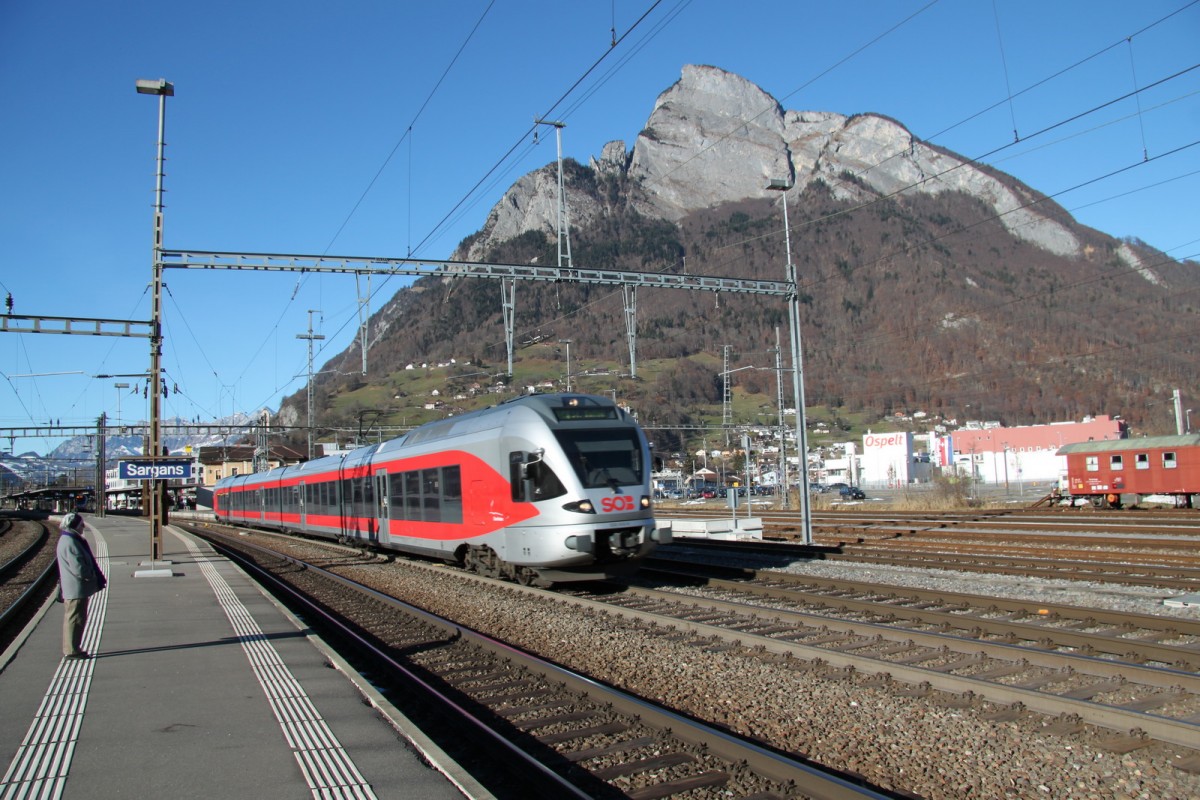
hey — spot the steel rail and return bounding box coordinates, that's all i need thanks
[640,561,1200,672]
[197,528,590,800]
[569,582,1200,750]
[190,524,894,800]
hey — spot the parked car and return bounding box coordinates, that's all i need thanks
[839,485,866,500]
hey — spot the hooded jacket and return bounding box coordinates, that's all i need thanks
[57,514,105,600]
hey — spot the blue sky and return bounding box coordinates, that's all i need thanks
[2,0,1197,455]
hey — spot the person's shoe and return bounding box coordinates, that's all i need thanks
[64,651,90,659]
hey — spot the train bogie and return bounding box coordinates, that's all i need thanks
[213,393,671,582]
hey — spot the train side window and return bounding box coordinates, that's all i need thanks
[422,469,442,523]
[1163,452,1177,469]
[510,453,525,501]
[1110,455,1123,471]
[404,471,422,521]
[509,451,566,502]
[1085,456,1099,472]
[442,466,463,524]
[362,477,374,518]
[531,461,566,500]
[1135,453,1150,470]
[390,475,405,519]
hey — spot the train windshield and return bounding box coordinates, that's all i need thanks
[554,428,644,489]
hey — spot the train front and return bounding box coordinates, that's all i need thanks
[506,394,671,583]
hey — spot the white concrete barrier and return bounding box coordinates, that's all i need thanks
[663,517,762,540]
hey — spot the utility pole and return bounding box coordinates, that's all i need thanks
[253,409,271,474]
[722,345,733,440]
[767,178,812,544]
[356,274,370,375]
[96,413,106,518]
[296,310,325,460]
[558,339,573,391]
[136,77,173,563]
[535,118,572,294]
[774,327,786,508]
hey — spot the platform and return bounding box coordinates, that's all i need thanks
[0,515,481,799]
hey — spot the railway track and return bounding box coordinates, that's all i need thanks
[664,506,1200,540]
[183,521,895,800]
[0,517,58,653]
[661,535,1200,592]
[174,519,1200,798]
[619,555,1200,749]
[657,507,1200,592]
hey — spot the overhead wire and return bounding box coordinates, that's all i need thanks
[249,0,679,416]
[213,1,501,418]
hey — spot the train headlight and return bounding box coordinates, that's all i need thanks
[562,499,596,514]
[640,495,652,509]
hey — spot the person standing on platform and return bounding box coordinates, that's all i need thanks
[57,512,106,659]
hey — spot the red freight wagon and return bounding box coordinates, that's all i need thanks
[1058,434,1200,508]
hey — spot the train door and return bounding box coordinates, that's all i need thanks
[374,469,389,544]
[299,481,307,528]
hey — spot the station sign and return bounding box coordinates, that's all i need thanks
[119,458,193,480]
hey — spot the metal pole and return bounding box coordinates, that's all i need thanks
[137,78,173,563]
[774,327,786,509]
[96,413,106,518]
[769,179,812,545]
[559,339,572,391]
[296,310,325,460]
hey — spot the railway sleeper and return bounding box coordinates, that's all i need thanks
[514,710,603,732]
[592,751,695,780]
[488,691,562,710]
[535,720,628,745]
[1056,678,1126,700]
[1119,690,1187,712]
[625,771,731,800]
[564,735,659,763]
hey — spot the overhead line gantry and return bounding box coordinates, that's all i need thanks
[159,248,795,381]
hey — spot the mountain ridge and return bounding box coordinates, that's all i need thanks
[275,65,1197,446]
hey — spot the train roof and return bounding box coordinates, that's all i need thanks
[1058,434,1200,454]
[213,393,633,489]
[398,392,630,447]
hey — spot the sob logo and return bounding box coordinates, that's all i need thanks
[599,495,637,513]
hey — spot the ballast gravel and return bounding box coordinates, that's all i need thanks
[319,552,1200,800]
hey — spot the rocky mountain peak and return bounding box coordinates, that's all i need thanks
[457,64,1088,265]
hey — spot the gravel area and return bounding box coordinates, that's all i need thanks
[321,555,1200,800]
[216,524,1200,800]
[773,555,1200,619]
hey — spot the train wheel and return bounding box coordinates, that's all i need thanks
[465,545,502,579]
[514,566,538,586]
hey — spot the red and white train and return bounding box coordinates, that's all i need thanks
[214,393,671,584]
[1058,434,1200,508]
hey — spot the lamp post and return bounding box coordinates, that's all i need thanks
[136,77,173,563]
[766,178,812,544]
[1002,443,1011,493]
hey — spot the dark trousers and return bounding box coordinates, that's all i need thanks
[62,596,89,656]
